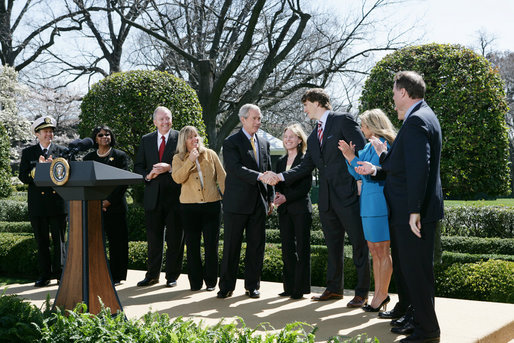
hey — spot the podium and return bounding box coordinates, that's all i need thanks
[34,161,142,314]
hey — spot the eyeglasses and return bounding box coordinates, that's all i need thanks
[97,133,111,137]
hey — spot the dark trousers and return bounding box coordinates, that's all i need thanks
[103,211,128,281]
[279,211,311,295]
[389,220,410,313]
[145,202,184,281]
[392,220,440,337]
[30,215,66,280]
[319,201,370,296]
[181,201,221,290]
[219,200,266,292]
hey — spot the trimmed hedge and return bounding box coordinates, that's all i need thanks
[441,236,514,255]
[0,221,32,234]
[1,233,513,303]
[442,205,514,238]
[0,200,28,222]
[436,260,514,303]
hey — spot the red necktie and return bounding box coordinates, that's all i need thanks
[317,121,323,145]
[159,136,165,161]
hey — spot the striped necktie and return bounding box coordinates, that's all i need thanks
[317,121,323,145]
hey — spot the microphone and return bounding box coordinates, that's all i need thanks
[62,137,94,160]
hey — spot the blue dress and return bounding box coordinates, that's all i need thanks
[347,139,390,242]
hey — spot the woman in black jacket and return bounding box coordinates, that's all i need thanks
[83,125,129,285]
[274,123,312,299]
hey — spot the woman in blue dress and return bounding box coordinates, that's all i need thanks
[338,109,396,312]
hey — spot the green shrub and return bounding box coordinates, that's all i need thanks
[0,291,46,342]
[436,260,514,303]
[442,206,514,238]
[127,203,146,241]
[360,43,511,199]
[441,251,514,264]
[0,200,28,222]
[0,233,38,278]
[442,236,514,255]
[0,124,12,198]
[0,221,32,233]
[37,302,318,342]
[79,70,206,161]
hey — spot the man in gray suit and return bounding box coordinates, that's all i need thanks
[134,106,184,287]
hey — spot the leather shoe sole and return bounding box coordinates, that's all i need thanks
[137,278,159,287]
[166,281,177,287]
[245,289,260,298]
[347,296,368,308]
[217,290,233,299]
[311,290,343,301]
[379,309,405,320]
[34,279,50,287]
[391,322,415,335]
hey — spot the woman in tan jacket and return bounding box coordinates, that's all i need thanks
[172,126,226,291]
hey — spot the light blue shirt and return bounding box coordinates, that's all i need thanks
[403,99,423,123]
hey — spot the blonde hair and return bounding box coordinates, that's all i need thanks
[176,126,205,159]
[360,109,397,145]
[283,123,308,154]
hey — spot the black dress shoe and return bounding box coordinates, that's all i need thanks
[400,333,440,343]
[217,290,233,298]
[290,293,304,299]
[34,279,50,287]
[166,280,177,287]
[391,322,415,335]
[245,289,260,298]
[391,313,412,327]
[137,277,159,287]
[379,307,405,319]
[206,286,216,291]
[278,291,291,297]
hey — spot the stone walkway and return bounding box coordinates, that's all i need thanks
[5,269,513,342]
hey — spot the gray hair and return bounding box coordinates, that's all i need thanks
[153,106,172,120]
[238,104,261,119]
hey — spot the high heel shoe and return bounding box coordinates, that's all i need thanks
[362,296,390,312]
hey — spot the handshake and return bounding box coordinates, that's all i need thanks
[259,171,282,186]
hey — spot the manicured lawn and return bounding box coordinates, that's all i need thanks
[445,198,514,207]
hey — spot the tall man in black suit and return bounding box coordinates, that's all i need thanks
[134,106,184,287]
[263,89,370,307]
[356,71,443,343]
[19,116,66,287]
[217,104,274,299]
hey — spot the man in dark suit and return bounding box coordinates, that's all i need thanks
[134,106,184,287]
[19,116,66,287]
[217,104,274,299]
[263,88,370,307]
[356,71,442,343]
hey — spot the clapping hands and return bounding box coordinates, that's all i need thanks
[369,136,387,156]
[338,140,356,162]
[259,171,281,185]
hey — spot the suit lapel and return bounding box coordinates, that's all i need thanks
[239,130,259,169]
[320,112,334,151]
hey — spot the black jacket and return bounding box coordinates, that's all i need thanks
[222,129,274,214]
[18,143,66,217]
[274,153,312,215]
[134,130,181,211]
[83,148,129,213]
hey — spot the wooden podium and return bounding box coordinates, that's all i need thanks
[34,161,142,314]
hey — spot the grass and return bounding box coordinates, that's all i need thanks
[445,198,514,207]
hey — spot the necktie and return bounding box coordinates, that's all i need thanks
[159,136,165,161]
[250,136,257,160]
[42,148,48,159]
[317,121,323,145]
